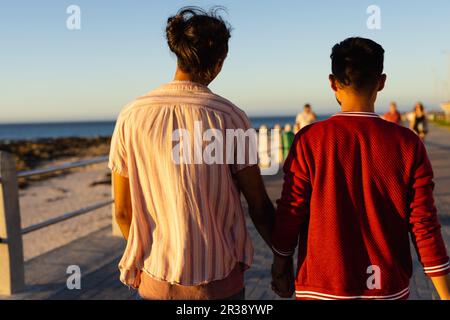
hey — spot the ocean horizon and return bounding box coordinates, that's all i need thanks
[0,115,334,141]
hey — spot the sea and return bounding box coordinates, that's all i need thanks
[0,115,332,141]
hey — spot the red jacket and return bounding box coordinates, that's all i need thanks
[272,112,449,300]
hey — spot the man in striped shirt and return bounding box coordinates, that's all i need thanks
[271,37,450,300]
[109,8,274,300]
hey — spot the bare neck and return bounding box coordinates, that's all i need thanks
[173,68,210,86]
[339,94,376,113]
[341,104,375,113]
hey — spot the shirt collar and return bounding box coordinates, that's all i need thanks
[332,111,380,118]
[164,80,212,94]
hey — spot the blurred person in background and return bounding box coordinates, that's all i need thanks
[295,104,317,131]
[383,102,402,125]
[409,102,429,141]
[282,124,295,160]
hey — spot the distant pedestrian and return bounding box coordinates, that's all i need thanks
[383,102,402,125]
[295,104,317,131]
[410,102,429,141]
[282,124,295,160]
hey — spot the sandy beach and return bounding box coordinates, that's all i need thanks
[19,160,112,261]
[1,138,113,261]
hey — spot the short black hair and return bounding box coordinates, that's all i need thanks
[166,7,231,80]
[331,37,385,90]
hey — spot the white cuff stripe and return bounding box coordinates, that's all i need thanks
[295,287,409,300]
[425,266,450,274]
[272,246,294,257]
[295,294,333,300]
[296,290,409,300]
[423,262,450,270]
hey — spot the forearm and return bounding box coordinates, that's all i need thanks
[116,213,132,240]
[431,274,450,300]
[411,210,449,279]
[248,196,275,247]
[112,172,133,241]
[272,204,304,256]
[272,172,311,256]
[410,144,450,281]
[118,222,131,240]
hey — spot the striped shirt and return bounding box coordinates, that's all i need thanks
[109,81,254,287]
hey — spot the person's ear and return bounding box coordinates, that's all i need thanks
[329,74,338,92]
[378,74,387,92]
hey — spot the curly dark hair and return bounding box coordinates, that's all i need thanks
[331,37,385,90]
[166,7,231,81]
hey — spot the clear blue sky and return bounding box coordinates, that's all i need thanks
[1,0,450,123]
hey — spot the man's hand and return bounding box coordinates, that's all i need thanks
[271,254,295,298]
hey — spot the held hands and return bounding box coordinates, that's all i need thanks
[271,254,295,298]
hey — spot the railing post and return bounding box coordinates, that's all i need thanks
[0,151,25,295]
[111,174,122,237]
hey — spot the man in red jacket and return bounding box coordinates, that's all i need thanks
[271,37,450,300]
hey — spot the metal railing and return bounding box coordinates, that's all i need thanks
[20,199,113,236]
[17,156,109,179]
[16,156,113,236]
[0,152,117,295]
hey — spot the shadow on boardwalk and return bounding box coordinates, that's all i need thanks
[2,124,449,300]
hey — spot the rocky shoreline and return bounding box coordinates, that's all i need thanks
[0,136,111,188]
[0,136,111,171]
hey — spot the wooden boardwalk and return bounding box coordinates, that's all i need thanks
[2,124,449,300]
